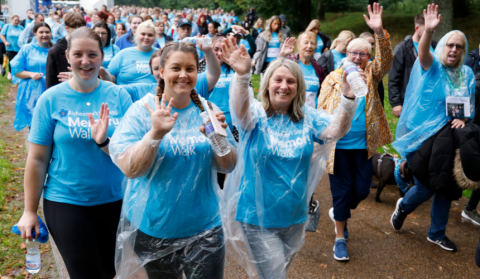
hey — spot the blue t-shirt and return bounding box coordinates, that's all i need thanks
[203,64,235,130]
[235,105,331,228]
[107,47,157,85]
[0,21,4,30]
[336,96,367,149]
[240,39,251,53]
[113,94,235,239]
[265,32,280,63]
[413,41,435,53]
[315,34,324,55]
[332,49,346,70]
[1,24,24,52]
[155,36,166,48]
[102,44,121,68]
[122,72,209,103]
[28,81,133,206]
[299,60,320,108]
[115,30,136,50]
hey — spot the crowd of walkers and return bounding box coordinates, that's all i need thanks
[2,1,480,278]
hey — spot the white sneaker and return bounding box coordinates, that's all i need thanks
[329,207,337,235]
[7,72,12,80]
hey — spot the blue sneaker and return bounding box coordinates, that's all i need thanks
[329,207,349,239]
[333,239,349,261]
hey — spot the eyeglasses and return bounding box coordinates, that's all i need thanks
[96,32,108,36]
[349,51,369,58]
[445,43,464,50]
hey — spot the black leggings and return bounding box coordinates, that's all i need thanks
[43,198,123,279]
[6,51,18,73]
[466,189,480,211]
[0,43,5,65]
[133,226,225,279]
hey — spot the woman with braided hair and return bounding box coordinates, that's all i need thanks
[109,41,237,278]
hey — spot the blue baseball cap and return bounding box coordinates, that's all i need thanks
[177,18,192,27]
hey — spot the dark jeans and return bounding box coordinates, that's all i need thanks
[133,226,225,279]
[43,198,122,279]
[329,149,372,221]
[466,189,480,211]
[476,234,480,268]
[0,43,5,64]
[6,51,18,73]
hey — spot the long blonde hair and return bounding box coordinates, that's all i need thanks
[331,30,356,49]
[260,58,305,122]
[305,19,321,32]
[254,17,265,30]
[263,15,284,43]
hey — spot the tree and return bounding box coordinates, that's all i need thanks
[434,0,453,41]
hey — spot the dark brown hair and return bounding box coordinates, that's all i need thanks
[67,27,104,57]
[156,42,204,111]
[33,23,53,47]
[64,12,87,29]
[149,49,161,74]
[93,21,111,47]
[414,13,425,26]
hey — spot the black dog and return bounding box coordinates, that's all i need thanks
[372,152,414,202]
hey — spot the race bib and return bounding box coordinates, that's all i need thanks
[446,91,470,118]
[267,48,280,58]
[306,91,316,108]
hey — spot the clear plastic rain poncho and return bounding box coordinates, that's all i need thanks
[11,42,49,131]
[222,67,357,278]
[393,31,475,158]
[109,93,236,278]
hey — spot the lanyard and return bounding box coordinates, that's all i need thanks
[443,68,463,90]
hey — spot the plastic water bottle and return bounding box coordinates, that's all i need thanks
[342,58,368,97]
[180,37,212,48]
[200,111,231,157]
[26,239,41,274]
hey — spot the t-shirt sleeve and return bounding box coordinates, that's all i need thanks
[195,72,209,98]
[107,51,122,77]
[118,87,133,114]
[28,93,56,145]
[10,46,27,76]
[0,25,7,36]
[121,84,141,103]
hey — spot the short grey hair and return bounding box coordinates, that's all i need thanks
[346,38,372,55]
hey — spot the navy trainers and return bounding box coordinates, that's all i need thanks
[333,239,349,261]
[391,198,408,230]
[427,236,457,252]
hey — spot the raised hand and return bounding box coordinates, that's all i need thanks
[88,103,109,145]
[221,37,251,76]
[279,37,296,58]
[145,95,178,140]
[424,3,442,32]
[363,3,384,34]
[197,35,213,52]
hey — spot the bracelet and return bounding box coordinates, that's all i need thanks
[343,94,355,100]
[96,137,110,148]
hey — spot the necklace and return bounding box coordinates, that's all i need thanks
[80,93,95,106]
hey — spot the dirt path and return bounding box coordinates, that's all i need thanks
[0,84,62,279]
[225,176,480,278]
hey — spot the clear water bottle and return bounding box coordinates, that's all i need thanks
[26,239,41,274]
[342,58,368,97]
[180,37,212,48]
[200,111,231,157]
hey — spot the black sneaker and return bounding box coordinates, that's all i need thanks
[427,236,457,252]
[391,198,408,230]
[0,66,5,77]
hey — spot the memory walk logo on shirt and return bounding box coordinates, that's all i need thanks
[214,76,233,89]
[167,128,208,156]
[132,60,151,74]
[267,129,312,158]
[66,110,120,139]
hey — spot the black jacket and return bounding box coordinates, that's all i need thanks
[318,50,385,106]
[410,123,480,200]
[475,72,480,126]
[466,49,480,76]
[46,37,69,89]
[388,35,437,107]
[318,32,331,53]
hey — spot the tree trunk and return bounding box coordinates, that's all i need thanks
[296,0,311,31]
[316,1,326,20]
[434,0,453,41]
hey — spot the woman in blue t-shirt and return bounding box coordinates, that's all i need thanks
[93,21,120,68]
[305,19,332,60]
[278,32,326,109]
[254,17,264,34]
[110,41,237,279]
[15,27,132,279]
[318,30,356,75]
[252,15,284,76]
[153,20,173,49]
[105,20,157,85]
[0,15,24,78]
[221,36,357,279]
[11,23,52,131]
